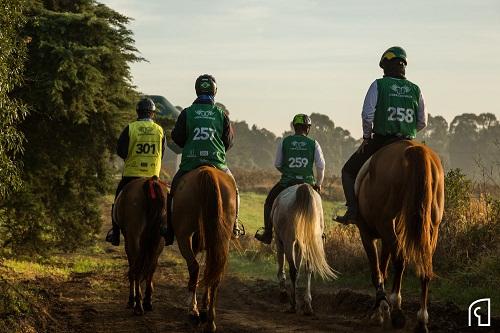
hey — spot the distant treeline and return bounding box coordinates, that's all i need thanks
[225,110,500,181]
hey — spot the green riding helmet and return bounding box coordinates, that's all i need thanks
[292,114,312,126]
[379,46,407,68]
[195,74,217,96]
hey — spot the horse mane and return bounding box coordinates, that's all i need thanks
[396,145,436,278]
[129,176,166,282]
[198,169,232,286]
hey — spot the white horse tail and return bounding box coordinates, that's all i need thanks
[293,184,337,280]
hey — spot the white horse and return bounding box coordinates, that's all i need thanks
[272,183,337,314]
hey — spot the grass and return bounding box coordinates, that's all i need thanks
[239,191,345,234]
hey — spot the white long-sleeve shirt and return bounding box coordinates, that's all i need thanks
[274,138,325,186]
[361,79,427,139]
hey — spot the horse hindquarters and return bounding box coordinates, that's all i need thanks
[397,146,443,332]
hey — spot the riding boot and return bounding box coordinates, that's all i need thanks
[232,188,245,238]
[160,193,175,246]
[335,171,358,225]
[255,200,273,244]
[105,204,120,246]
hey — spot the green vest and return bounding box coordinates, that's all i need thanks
[123,120,164,177]
[373,77,421,138]
[279,135,316,186]
[179,103,227,171]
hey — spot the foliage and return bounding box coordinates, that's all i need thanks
[0,0,28,199]
[435,169,500,269]
[0,0,141,253]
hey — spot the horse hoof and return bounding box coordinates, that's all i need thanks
[391,308,406,329]
[285,306,296,314]
[279,291,288,304]
[202,322,216,333]
[144,302,153,312]
[414,322,429,333]
[126,301,135,309]
[199,310,208,323]
[134,305,144,316]
[188,313,200,325]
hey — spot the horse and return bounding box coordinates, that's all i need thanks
[355,140,444,332]
[273,183,337,315]
[172,166,236,333]
[114,176,167,315]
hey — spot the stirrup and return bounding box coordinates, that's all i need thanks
[105,228,120,246]
[254,227,272,244]
[233,220,245,238]
[333,210,357,225]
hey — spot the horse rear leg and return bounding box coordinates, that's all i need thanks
[361,235,390,327]
[286,242,300,313]
[127,273,135,309]
[143,275,154,311]
[203,283,219,333]
[178,239,200,324]
[415,276,430,333]
[133,278,144,315]
[302,262,313,316]
[276,240,287,303]
[200,286,210,323]
[389,250,406,329]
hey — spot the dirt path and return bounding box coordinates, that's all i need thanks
[43,237,487,333]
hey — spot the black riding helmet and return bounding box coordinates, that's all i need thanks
[136,97,156,114]
[195,74,217,96]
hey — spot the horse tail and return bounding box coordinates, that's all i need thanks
[294,184,336,280]
[397,146,435,278]
[198,169,232,287]
[130,176,166,282]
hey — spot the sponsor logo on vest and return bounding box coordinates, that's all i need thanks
[200,150,209,157]
[291,141,307,150]
[138,126,154,134]
[195,110,215,117]
[468,298,491,327]
[390,84,411,95]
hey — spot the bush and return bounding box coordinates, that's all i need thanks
[435,169,500,270]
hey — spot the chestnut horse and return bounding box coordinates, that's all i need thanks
[273,184,336,315]
[114,177,167,315]
[356,140,444,332]
[172,166,236,333]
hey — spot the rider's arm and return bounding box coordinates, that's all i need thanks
[417,92,427,131]
[161,134,166,159]
[222,112,234,151]
[171,109,187,148]
[274,139,284,173]
[361,80,378,139]
[116,125,129,160]
[314,141,325,186]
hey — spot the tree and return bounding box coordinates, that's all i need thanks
[1,0,141,252]
[0,0,28,199]
[416,114,449,167]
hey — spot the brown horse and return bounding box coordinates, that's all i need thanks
[114,177,167,315]
[172,166,236,333]
[356,140,444,333]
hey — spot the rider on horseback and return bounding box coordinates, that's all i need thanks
[255,114,325,244]
[161,74,244,245]
[335,46,427,224]
[106,97,165,246]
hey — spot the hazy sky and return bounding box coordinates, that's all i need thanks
[99,0,500,138]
